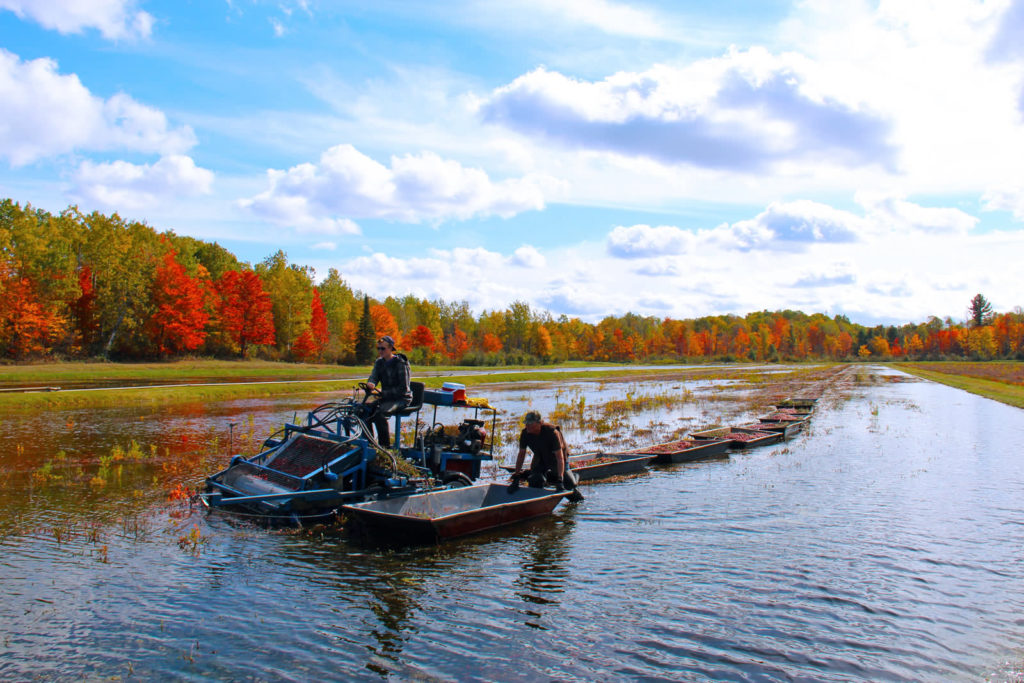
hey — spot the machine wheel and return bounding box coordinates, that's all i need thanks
[442,472,473,488]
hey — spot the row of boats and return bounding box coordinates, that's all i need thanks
[337,397,820,544]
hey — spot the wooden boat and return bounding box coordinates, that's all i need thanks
[341,483,567,544]
[625,438,731,464]
[689,426,783,449]
[566,451,654,481]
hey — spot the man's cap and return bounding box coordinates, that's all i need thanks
[378,335,396,348]
[524,410,542,424]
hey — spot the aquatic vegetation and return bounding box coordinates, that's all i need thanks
[177,525,206,555]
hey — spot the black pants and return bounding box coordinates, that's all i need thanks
[527,461,577,489]
[365,399,407,448]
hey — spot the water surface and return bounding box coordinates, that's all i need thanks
[2,366,1024,680]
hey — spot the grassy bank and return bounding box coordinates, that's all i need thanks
[0,361,808,411]
[895,362,1024,409]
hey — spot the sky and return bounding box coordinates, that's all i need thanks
[1,0,1022,326]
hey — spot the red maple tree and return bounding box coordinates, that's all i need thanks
[291,328,318,362]
[215,270,275,356]
[406,324,436,350]
[147,249,210,356]
[310,288,328,357]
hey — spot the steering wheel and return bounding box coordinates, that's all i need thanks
[357,381,380,396]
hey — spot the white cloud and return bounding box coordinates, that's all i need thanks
[859,193,978,235]
[479,49,895,172]
[72,155,214,210]
[608,200,866,258]
[508,244,546,268]
[311,241,336,251]
[240,144,550,231]
[706,200,865,251]
[0,0,153,40]
[0,50,195,166]
[536,285,612,316]
[633,259,681,277]
[982,185,1024,221]
[607,224,696,258]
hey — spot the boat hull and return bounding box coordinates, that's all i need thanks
[628,438,732,463]
[342,483,566,544]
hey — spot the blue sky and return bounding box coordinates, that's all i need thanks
[2,0,1023,325]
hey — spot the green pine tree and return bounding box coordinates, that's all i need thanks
[356,295,376,364]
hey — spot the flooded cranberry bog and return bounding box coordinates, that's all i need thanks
[3,364,1024,680]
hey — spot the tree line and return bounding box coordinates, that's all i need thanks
[2,199,1022,364]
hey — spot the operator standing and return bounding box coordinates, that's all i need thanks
[364,335,412,448]
[512,410,575,491]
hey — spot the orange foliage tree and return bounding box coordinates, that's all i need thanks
[147,249,210,356]
[215,270,275,356]
[310,289,328,358]
[370,304,401,347]
[0,263,65,358]
[406,324,437,351]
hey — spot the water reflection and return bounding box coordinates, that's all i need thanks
[512,513,576,630]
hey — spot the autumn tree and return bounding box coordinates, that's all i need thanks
[215,270,275,356]
[443,327,470,362]
[406,325,437,351]
[291,329,318,362]
[481,332,503,353]
[256,250,313,352]
[147,248,210,356]
[310,289,328,359]
[370,304,400,347]
[0,262,65,358]
[318,268,358,361]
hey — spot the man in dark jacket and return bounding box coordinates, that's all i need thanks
[363,335,412,448]
[512,410,575,490]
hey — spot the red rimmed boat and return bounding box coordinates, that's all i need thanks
[566,451,655,481]
[501,451,654,482]
[743,419,804,439]
[625,438,731,464]
[690,426,783,449]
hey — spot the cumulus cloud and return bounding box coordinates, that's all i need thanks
[240,144,550,232]
[509,244,546,268]
[982,185,1024,221]
[0,50,195,166]
[608,200,865,259]
[0,0,153,40]
[859,193,978,235]
[607,224,696,258]
[72,155,213,210]
[478,48,895,172]
[708,200,865,251]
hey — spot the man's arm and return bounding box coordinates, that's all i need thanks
[514,447,527,474]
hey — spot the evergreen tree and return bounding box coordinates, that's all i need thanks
[969,293,993,327]
[355,295,376,364]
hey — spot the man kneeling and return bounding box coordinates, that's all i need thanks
[512,410,577,491]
